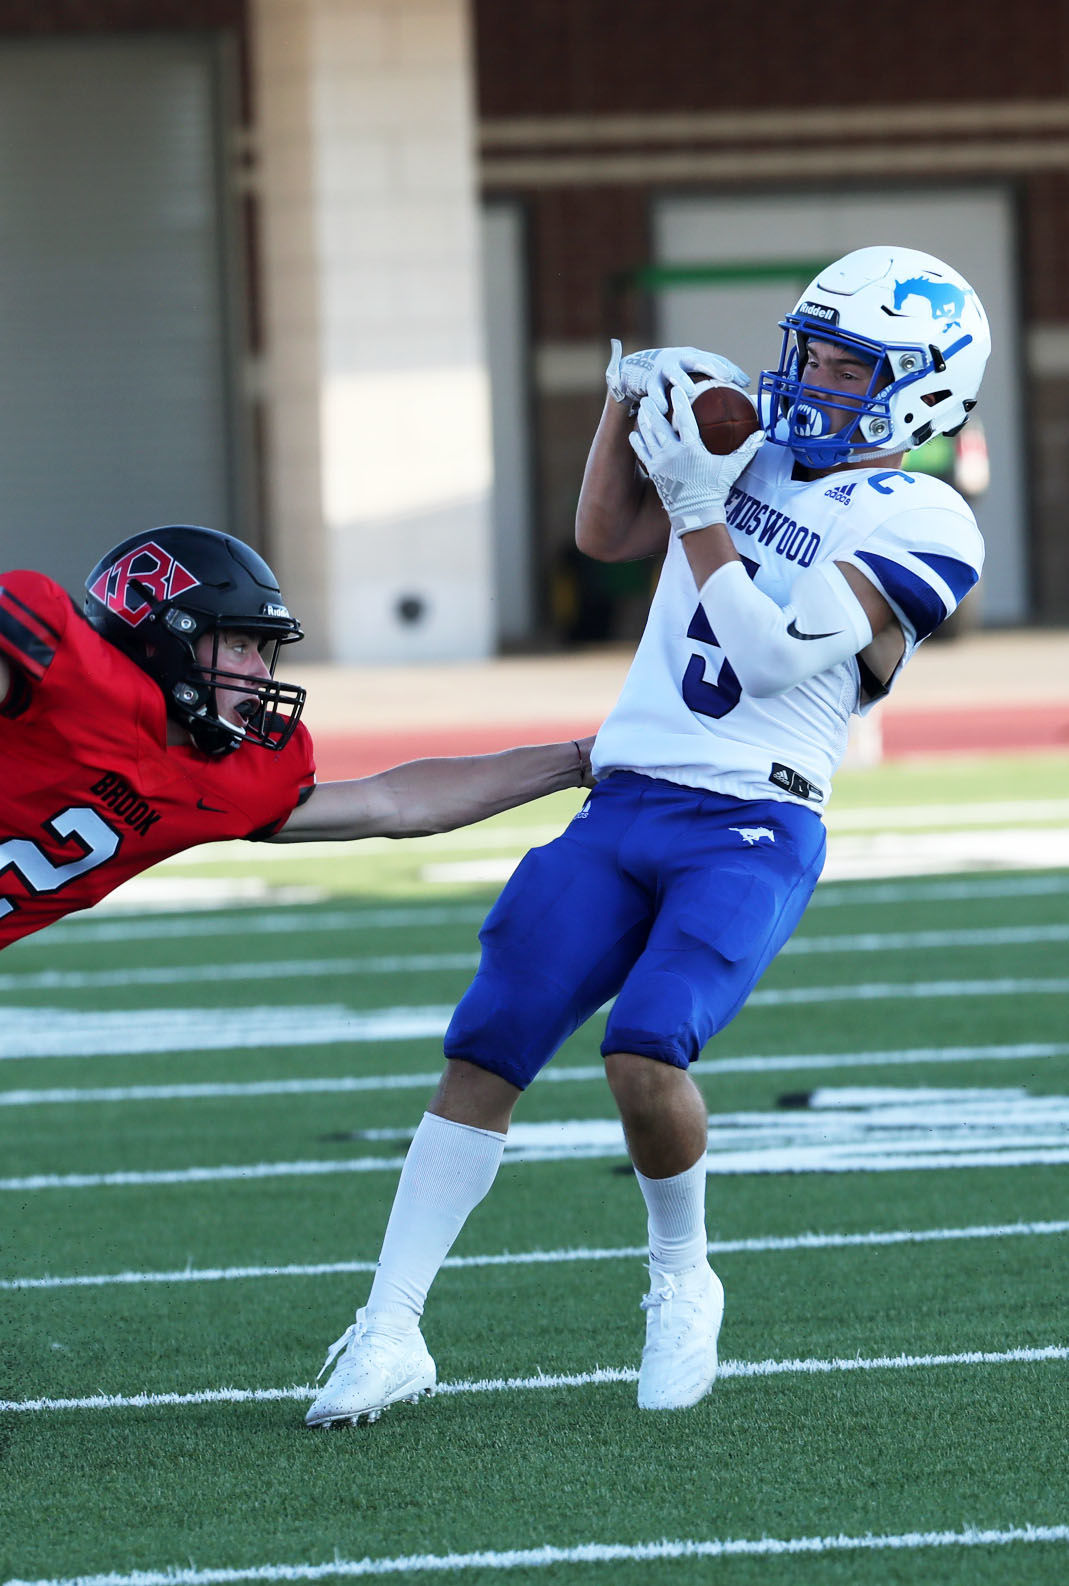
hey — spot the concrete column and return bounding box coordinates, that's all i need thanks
[252,0,495,663]
[249,0,330,657]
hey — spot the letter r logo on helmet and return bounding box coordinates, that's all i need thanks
[87,541,200,628]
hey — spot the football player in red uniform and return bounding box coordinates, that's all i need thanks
[0,524,592,946]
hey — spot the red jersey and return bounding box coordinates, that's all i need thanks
[0,570,316,948]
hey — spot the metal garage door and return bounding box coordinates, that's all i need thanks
[0,33,239,595]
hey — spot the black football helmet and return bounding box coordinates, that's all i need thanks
[84,525,306,755]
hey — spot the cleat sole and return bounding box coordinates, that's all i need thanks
[305,1380,436,1430]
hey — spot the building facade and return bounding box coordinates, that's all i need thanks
[0,0,1065,659]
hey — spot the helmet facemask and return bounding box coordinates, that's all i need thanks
[155,600,306,756]
[759,319,954,469]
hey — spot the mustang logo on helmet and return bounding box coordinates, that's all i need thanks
[891,276,969,328]
[87,542,200,628]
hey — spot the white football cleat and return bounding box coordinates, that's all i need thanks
[305,1309,436,1428]
[637,1259,725,1411]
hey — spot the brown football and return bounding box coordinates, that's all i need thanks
[690,385,761,454]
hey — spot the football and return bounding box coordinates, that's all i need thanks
[690,384,761,454]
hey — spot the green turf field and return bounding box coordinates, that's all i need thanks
[2,752,1067,1584]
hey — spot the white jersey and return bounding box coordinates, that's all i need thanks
[592,444,984,809]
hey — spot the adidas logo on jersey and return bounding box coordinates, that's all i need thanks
[823,481,858,507]
[769,762,824,802]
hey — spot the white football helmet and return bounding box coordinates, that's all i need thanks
[758,246,990,469]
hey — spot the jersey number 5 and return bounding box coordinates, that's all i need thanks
[0,806,121,922]
[681,555,759,720]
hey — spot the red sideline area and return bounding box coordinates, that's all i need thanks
[881,702,1069,757]
[311,704,1069,781]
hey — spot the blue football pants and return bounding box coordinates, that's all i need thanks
[443,771,826,1088]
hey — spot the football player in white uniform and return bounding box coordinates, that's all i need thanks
[306,246,990,1427]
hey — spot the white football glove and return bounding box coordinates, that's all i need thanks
[605,338,749,415]
[630,384,765,535]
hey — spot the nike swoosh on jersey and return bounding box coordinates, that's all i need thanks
[197,798,227,813]
[786,619,842,641]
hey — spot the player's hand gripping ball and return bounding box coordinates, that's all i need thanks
[689,383,762,454]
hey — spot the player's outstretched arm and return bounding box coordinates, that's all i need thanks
[267,737,594,843]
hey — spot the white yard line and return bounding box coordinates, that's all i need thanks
[0,1157,406,1191]
[7,1524,1069,1584]
[145,800,1069,862]
[707,1041,1069,1073]
[751,976,1069,1004]
[5,1140,1069,1193]
[10,872,1069,950]
[3,1344,1066,1416]
[786,922,1069,953]
[3,922,1067,992]
[4,1218,1066,1293]
[4,1043,1067,1108]
[0,954,480,992]
[425,831,1069,886]
[824,798,1069,828]
[0,1005,458,1060]
[819,828,1069,881]
[807,874,1069,906]
[4,979,1069,1062]
[14,903,489,947]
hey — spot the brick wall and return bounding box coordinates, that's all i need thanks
[474,0,1069,117]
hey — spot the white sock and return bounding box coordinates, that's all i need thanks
[364,1112,506,1331]
[634,1157,708,1274]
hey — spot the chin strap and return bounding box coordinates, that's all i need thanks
[842,444,906,465]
